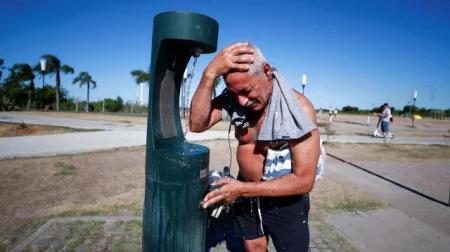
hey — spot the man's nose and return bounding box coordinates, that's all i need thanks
[237,95,248,107]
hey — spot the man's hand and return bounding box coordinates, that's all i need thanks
[202,177,244,209]
[204,42,255,79]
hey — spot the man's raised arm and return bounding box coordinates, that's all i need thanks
[189,42,255,132]
[189,73,224,133]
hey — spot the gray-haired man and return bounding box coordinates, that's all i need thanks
[189,42,320,252]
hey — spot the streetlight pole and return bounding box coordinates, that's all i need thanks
[40,60,46,110]
[182,68,188,118]
[412,91,418,128]
[302,74,307,95]
[98,94,101,113]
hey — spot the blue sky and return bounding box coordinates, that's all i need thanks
[1,0,449,110]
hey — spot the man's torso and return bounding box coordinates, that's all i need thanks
[382,108,391,122]
[232,91,304,182]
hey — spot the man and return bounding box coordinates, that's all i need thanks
[374,103,391,137]
[328,106,333,123]
[189,42,320,251]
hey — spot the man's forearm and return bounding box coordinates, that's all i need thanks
[189,71,216,132]
[240,174,315,198]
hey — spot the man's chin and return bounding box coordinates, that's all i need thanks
[248,104,263,112]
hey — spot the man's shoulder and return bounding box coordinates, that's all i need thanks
[292,89,317,124]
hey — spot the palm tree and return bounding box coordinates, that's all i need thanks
[0,59,3,80]
[72,72,96,112]
[130,70,150,85]
[41,55,74,111]
[0,59,10,80]
[9,64,36,110]
[130,70,150,106]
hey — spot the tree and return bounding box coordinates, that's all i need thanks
[342,106,359,112]
[0,59,11,81]
[130,70,150,85]
[41,55,74,111]
[9,64,36,110]
[72,72,96,112]
[130,70,150,106]
[0,59,4,80]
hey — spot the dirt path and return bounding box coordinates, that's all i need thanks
[0,140,239,237]
[0,148,146,236]
[0,122,98,137]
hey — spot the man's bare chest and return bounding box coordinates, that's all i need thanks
[235,124,287,154]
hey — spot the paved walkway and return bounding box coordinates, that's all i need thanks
[3,113,449,251]
[328,208,450,252]
[1,113,448,159]
[12,216,336,252]
[325,157,450,235]
[0,114,231,159]
[324,135,449,145]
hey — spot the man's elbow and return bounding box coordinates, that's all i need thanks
[304,180,315,193]
[188,120,207,133]
[294,171,316,194]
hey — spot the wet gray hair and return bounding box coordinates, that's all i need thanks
[244,42,267,76]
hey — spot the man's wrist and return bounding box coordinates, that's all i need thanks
[203,69,218,83]
[239,181,259,198]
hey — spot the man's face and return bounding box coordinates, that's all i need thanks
[223,67,272,112]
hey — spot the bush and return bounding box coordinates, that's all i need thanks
[103,96,124,112]
[342,106,359,112]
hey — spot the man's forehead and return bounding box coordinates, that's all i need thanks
[224,71,251,89]
[223,72,251,86]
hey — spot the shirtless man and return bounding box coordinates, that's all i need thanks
[189,42,320,252]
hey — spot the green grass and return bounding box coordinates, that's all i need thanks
[0,121,104,132]
[318,122,336,136]
[325,142,450,161]
[64,221,106,251]
[0,203,143,252]
[306,177,389,251]
[332,198,386,212]
[0,217,50,252]
[54,162,76,176]
[56,202,143,218]
[113,220,142,251]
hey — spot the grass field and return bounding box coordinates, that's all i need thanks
[339,130,450,138]
[12,111,232,131]
[0,122,102,137]
[324,142,450,162]
[0,140,388,251]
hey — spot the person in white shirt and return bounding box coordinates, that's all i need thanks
[374,103,391,137]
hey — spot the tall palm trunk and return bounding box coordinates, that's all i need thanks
[56,70,61,111]
[27,80,35,110]
[86,81,90,112]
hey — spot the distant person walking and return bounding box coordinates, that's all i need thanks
[334,108,338,118]
[374,103,391,137]
[329,106,333,123]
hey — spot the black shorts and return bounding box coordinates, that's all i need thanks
[232,194,310,251]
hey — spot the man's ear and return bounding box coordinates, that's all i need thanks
[263,63,272,80]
